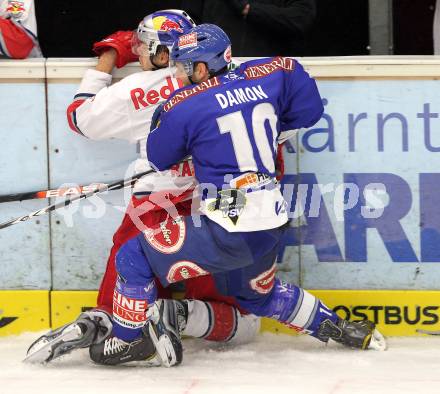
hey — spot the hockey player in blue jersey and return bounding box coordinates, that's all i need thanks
[111,24,386,366]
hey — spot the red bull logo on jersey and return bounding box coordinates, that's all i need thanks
[130,77,183,111]
[7,0,25,16]
[143,215,186,254]
[250,264,276,294]
[166,261,209,283]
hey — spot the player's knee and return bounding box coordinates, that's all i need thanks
[115,237,154,283]
[235,278,300,319]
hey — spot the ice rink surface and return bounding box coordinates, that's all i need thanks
[1,332,440,394]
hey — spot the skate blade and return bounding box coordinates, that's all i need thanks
[368,328,387,351]
[23,324,83,363]
[147,322,176,368]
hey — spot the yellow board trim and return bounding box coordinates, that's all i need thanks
[2,290,440,337]
[0,291,50,336]
[262,290,440,337]
[51,291,98,329]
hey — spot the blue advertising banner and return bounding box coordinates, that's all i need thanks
[278,80,440,289]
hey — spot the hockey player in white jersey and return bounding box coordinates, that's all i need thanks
[26,10,261,367]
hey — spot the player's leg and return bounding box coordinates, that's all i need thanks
[184,275,260,345]
[234,262,386,351]
[182,299,260,345]
[96,195,168,313]
[25,196,161,364]
[25,201,257,364]
[110,215,271,365]
[111,235,187,367]
[132,215,280,354]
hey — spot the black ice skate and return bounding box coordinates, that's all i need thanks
[317,318,387,351]
[24,310,112,363]
[146,299,188,367]
[89,331,159,366]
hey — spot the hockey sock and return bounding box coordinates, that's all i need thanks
[238,279,339,340]
[182,300,259,343]
[113,238,158,341]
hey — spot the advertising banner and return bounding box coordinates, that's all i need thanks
[278,80,440,289]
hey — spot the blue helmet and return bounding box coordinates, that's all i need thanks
[133,9,196,56]
[170,24,232,76]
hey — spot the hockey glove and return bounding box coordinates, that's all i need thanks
[93,30,138,68]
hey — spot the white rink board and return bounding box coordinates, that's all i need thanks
[2,333,440,394]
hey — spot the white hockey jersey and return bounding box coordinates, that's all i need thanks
[67,67,197,196]
[0,0,41,57]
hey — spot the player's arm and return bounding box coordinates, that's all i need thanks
[66,67,123,140]
[66,32,138,140]
[147,109,189,171]
[278,58,323,144]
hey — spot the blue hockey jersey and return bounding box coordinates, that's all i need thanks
[147,57,323,232]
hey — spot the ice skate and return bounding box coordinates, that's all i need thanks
[89,331,159,366]
[146,299,188,367]
[318,318,387,351]
[24,310,112,363]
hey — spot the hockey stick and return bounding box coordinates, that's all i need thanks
[0,182,110,203]
[0,169,155,230]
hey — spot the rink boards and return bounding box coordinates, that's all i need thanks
[4,57,440,291]
[3,58,440,339]
[1,290,439,337]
